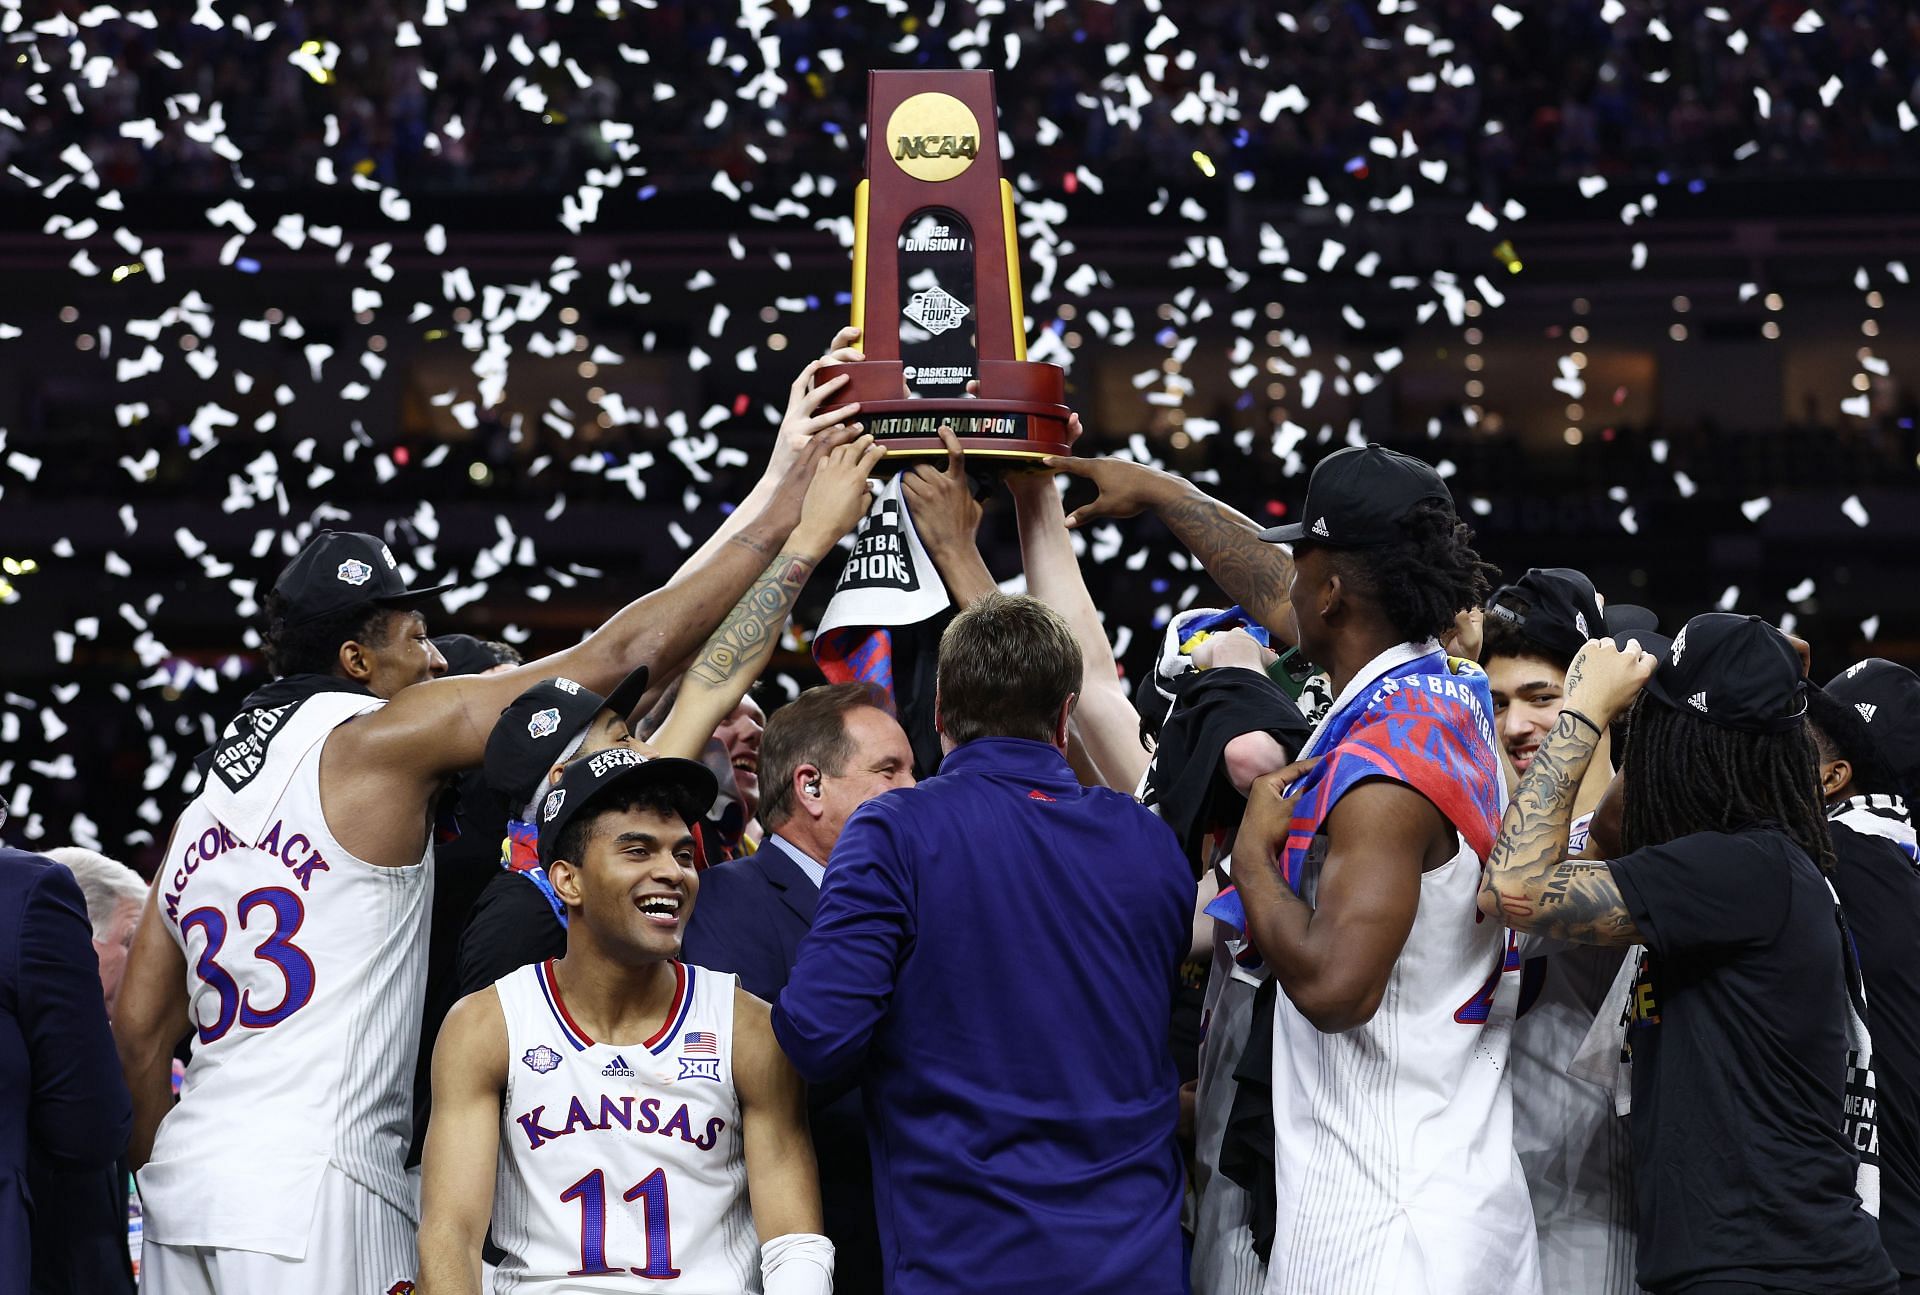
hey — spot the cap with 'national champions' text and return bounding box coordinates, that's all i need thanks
[535,745,719,868]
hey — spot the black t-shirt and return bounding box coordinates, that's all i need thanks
[1832,820,1920,1280]
[1608,827,1897,1294]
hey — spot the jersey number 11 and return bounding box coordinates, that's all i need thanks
[560,1167,679,1279]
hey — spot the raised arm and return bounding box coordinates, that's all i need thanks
[899,427,997,608]
[1230,764,1436,1032]
[1479,639,1656,946]
[112,872,189,1171]
[680,330,866,575]
[416,988,508,1295]
[325,407,861,837]
[1008,435,1151,791]
[1045,454,1297,645]
[651,437,884,760]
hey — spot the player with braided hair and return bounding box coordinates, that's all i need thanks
[1620,686,1836,871]
[1483,616,1897,1295]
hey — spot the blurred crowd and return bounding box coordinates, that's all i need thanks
[7,0,1920,199]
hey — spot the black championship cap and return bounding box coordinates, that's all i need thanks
[1610,628,1672,661]
[1825,658,1920,795]
[484,669,653,811]
[434,633,516,678]
[272,530,451,627]
[1259,443,1452,546]
[1641,613,1807,734]
[1603,603,1660,637]
[535,745,720,868]
[1487,568,1608,662]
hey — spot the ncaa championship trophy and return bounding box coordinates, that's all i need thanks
[816,70,1073,461]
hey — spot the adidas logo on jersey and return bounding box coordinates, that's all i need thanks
[1310,517,1330,538]
[1687,691,1709,712]
[602,1054,636,1078]
[1857,702,1879,724]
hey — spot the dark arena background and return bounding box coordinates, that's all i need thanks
[3,0,1918,867]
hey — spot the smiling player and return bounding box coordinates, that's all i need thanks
[416,747,833,1295]
[1481,567,1652,1295]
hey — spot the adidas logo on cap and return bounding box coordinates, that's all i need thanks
[1687,691,1710,713]
[1310,517,1330,538]
[1857,702,1879,724]
[601,1054,635,1078]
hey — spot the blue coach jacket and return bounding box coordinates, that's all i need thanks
[772,738,1192,1295]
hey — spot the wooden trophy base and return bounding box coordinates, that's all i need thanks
[816,358,1071,461]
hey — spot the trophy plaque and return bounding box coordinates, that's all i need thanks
[816,70,1072,461]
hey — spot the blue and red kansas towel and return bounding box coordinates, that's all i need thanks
[1210,645,1501,931]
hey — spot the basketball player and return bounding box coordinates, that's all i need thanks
[417,747,833,1294]
[1216,445,1542,1293]
[112,421,868,1292]
[1481,620,1898,1294]
[1483,568,1642,1292]
[451,429,882,1003]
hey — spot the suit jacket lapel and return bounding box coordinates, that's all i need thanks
[756,839,819,928]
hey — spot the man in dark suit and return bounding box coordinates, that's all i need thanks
[1,843,133,1295]
[681,682,917,1295]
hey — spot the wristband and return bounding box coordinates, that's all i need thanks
[1562,708,1604,739]
[762,1232,835,1295]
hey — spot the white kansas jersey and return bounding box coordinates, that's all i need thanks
[1266,836,1541,1295]
[492,959,759,1295]
[1510,816,1635,1295]
[139,696,430,1258]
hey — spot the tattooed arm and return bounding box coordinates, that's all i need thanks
[1479,638,1659,945]
[1155,489,1298,644]
[648,437,883,760]
[1045,455,1298,645]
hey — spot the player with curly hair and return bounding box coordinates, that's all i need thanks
[1059,444,1539,1294]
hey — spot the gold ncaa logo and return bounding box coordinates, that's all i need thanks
[886,92,980,183]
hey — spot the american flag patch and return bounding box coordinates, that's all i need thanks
[683,1031,717,1055]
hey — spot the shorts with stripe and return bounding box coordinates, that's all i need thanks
[140,1161,415,1295]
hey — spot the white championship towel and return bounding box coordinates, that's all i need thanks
[816,473,949,635]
